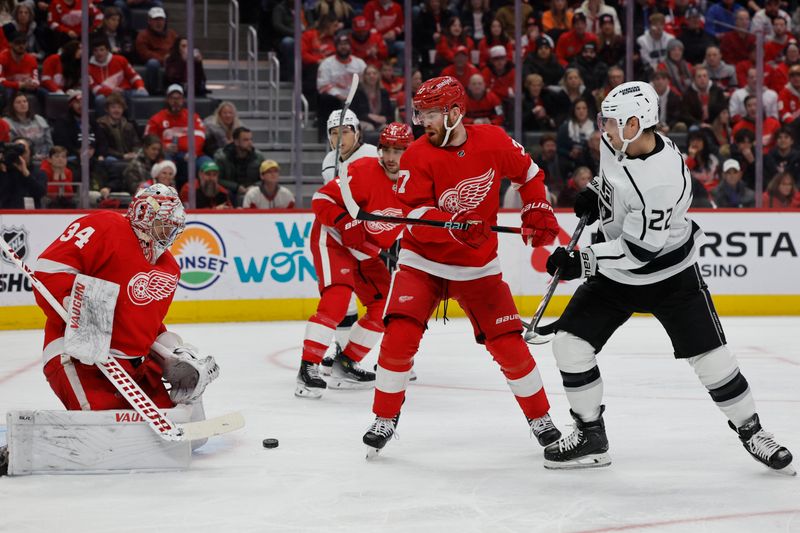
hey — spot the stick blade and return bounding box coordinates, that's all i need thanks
[178,411,245,441]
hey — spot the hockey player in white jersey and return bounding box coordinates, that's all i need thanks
[319,109,379,374]
[541,81,795,475]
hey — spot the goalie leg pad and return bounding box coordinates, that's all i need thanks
[6,407,193,476]
[688,345,755,427]
[553,332,604,422]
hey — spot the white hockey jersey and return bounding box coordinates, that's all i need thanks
[587,132,703,286]
[321,143,379,183]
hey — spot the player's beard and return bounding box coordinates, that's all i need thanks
[425,124,446,147]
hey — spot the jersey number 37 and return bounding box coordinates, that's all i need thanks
[59,223,95,249]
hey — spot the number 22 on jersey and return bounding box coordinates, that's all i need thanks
[59,223,95,249]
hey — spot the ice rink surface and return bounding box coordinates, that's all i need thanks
[0,316,798,533]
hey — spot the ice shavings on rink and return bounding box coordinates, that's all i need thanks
[0,316,798,533]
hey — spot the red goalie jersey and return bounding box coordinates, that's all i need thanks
[312,156,406,253]
[35,211,180,360]
[397,124,547,279]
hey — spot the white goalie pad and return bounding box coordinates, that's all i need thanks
[6,406,196,476]
[63,274,120,365]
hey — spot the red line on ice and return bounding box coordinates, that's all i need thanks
[0,358,39,385]
[573,508,800,533]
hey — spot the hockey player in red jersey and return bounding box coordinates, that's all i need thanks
[34,184,219,411]
[362,76,562,456]
[296,123,413,398]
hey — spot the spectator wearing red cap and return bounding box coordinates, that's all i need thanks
[435,16,474,68]
[441,45,479,89]
[720,9,755,65]
[350,16,388,68]
[463,73,504,126]
[596,13,624,67]
[482,44,515,101]
[679,7,718,65]
[555,12,597,67]
[574,0,621,36]
[48,0,103,48]
[477,19,513,69]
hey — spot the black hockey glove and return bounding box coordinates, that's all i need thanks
[574,188,600,224]
[545,247,597,280]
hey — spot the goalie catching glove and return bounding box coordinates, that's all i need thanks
[151,331,220,404]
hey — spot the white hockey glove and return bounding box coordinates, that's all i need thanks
[151,332,220,404]
[63,274,120,366]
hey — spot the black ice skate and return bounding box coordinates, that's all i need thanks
[544,407,611,470]
[320,343,341,376]
[729,414,796,476]
[528,413,562,446]
[363,412,401,459]
[295,360,327,399]
[328,353,376,390]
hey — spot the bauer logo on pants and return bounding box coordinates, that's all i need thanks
[170,221,229,290]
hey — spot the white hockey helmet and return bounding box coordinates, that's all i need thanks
[598,81,659,158]
[127,183,186,264]
[327,108,360,146]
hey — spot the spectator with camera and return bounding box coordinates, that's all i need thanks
[0,137,45,208]
[3,92,51,168]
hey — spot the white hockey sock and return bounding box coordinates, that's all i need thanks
[688,346,756,427]
[553,332,603,422]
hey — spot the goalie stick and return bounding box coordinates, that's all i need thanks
[0,236,244,442]
[523,215,588,345]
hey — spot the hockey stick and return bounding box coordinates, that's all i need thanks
[522,214,588,345]
[332,72,360,187]
[0,236,244,442]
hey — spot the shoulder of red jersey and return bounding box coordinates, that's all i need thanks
[347,155,381,174]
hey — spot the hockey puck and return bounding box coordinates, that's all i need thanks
[262,438,279,449]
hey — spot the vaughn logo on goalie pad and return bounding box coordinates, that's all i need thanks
[1,226,28,264]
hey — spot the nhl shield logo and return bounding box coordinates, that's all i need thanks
[1,226,28,264]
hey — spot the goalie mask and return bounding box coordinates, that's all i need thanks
[597,81,659,160]
[127,184,186,264]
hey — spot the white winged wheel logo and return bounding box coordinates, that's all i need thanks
[437,169,495,214]
[366,208,403,234]
[127,271,179,306]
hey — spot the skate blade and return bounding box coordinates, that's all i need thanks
[327,378,375,390]
[294,384,324,399]
[543,452,612,470]
[772,463,797,476]
[524,331,554,345]
[409,370,417,382]
[365,446,382,460]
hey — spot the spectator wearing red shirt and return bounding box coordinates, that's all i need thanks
[770,41,800,94]
[435,16,474,69]
[778,64,800,123]
[88,36,147,111]
[48,0,102,49]
[440,46,479,90]
[41,145,74,208]
[301,15,337,102]
[762,171,800,208]
[482,45,515,101]
[765,17,794,63]
[350,16,388,68]
[362,0,404,67]
[463,73,504,126]
[732,95,781,153]
[478,19,513,68]
[145,84,206,186]
[41,40,81,94]
[135,7,178,93]
[555,12,597,67]
[380,60,403,106]
[0,31,39,105]
[720,9,755,65]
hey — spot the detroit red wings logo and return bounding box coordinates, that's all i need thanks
[127,271,179,306]
[438,169,494,213]
[366,208,403,234]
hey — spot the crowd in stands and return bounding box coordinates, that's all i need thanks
[5,1,800,211]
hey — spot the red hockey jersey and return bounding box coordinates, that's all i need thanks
[397,125,547,280]
[363,0,404,37]
[145,108,206,156]
[312,157,405,252]
[48,0,103,36]
[35,211,180,363]
[88,53,144,95]
[0,49,38,89]
[41,53,64,93]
